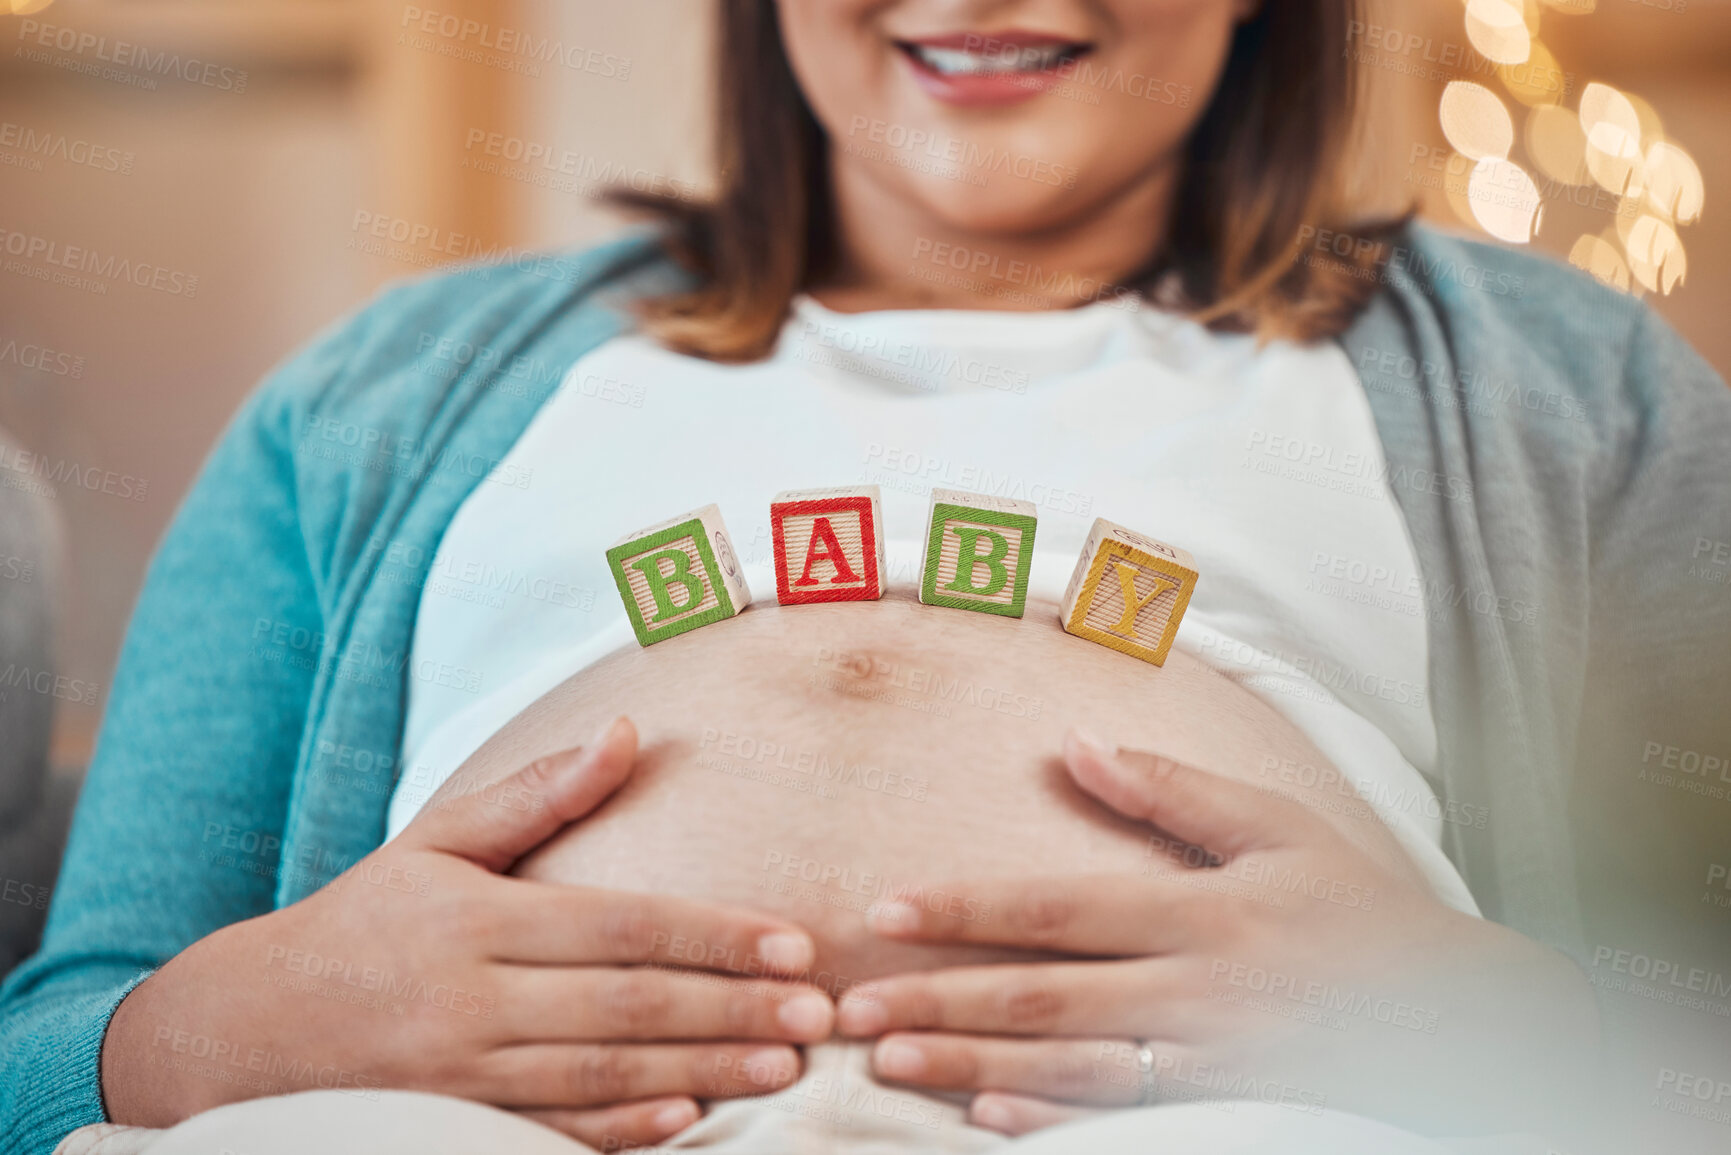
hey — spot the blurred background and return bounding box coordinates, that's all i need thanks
[0,0,1725,762]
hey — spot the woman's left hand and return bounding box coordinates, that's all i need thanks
[834,730,1599,1140]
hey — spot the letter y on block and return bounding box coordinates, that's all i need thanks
[1059,518,1198,665]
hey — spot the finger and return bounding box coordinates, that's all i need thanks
[474,1042,801,1108]
[409,717,638,872]
[519,1096,699,1149]
[971,1091,1100,1137]
[871,1033,1149,1107]
[859,873,1200,955]
[1065,728,1313,858]
[500,966,834,1043]
[489,882,816,976]
[835,959,1180,1039]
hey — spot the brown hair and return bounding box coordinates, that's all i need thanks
[619,0,1398,362]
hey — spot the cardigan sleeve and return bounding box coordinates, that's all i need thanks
[0,233,659,1154]
[0,308,365,1155]
[1572,305,1731,968]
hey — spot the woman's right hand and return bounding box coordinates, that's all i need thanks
[100,717,835,1150]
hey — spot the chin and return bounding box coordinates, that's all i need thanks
[898,177,1097,240]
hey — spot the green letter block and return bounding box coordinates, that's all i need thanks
[605,504,753,646]
[919,488,1037,617]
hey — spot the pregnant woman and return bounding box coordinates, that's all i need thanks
[5,1,1729,1153]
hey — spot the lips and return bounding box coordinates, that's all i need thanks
[894,31,1093,107]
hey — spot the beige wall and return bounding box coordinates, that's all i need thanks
[0,66,372,760]
[1,0,1726,762]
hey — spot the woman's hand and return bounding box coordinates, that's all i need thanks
[101,718,835,1151]
[834,730,1599,1140]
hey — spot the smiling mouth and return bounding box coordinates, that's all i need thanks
[895,39,1092,78]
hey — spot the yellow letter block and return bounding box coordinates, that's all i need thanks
[1059,518,1198,666]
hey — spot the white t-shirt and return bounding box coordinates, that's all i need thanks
[387,294,1476,914]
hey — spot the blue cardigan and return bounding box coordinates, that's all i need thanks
[4,227,1730,1153]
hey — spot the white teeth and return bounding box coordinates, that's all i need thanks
[910,43,1069,76]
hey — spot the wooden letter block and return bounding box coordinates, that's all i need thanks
[605,504,751,646]
[770,485,886,604]
[1060,518,1198,666]
[918,488,1037,617]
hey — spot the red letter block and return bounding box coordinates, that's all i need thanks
[770,485,886,604]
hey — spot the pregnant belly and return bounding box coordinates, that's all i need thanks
[454,591,1412,986]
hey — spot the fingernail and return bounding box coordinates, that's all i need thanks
[777,991,833,1039]
[757,931,812,972]
[591,716,627,748]
[1069,727,1113,760]
[874,1038,925,1079]
[836,992,888,1036]
[742,1047,797,1087]
[868,902,919,935]
[972,1095,1015,1131]
[652,1099,699,1134]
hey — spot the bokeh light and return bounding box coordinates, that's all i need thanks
[1441,82,1514,161]
[1580,82,1644,197]
[1644,142,1704,224]
[1498,40,1566,107]
[1466,0,1533,66]
[1625,92,1665,148]
[1439,1,1699,292]
[1469,157,1545,242]
[1442,151,1482,230]
[1625,214,1687,293]
[1568,233,1630,290]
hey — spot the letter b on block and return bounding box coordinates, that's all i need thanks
[771,486,886,604]
[606,504,752,646]
[631,547,705,622]
[919,489,1037,617]
[944,527,1010,596]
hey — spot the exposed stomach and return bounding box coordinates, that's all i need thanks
[451,591,1416,986]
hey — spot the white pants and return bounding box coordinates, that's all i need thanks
[60,1042,1474,1155]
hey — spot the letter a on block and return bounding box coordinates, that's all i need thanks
[606,504,752,646]
[919,488,1037,617]
[770,486,885,604]
[1059,518,1198,665]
